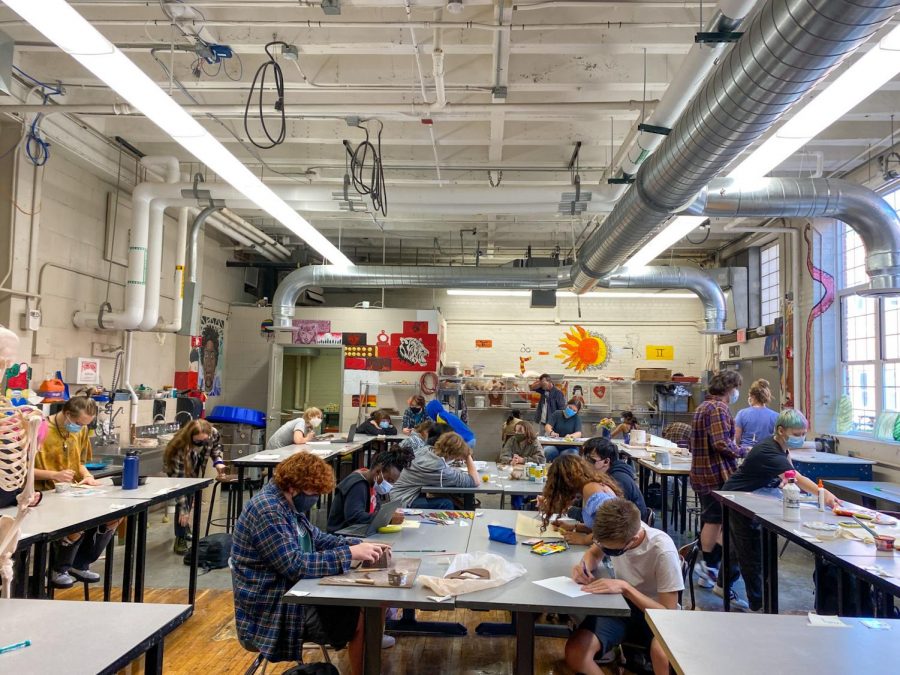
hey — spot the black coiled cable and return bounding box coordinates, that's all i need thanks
[244,41,288,149]
[343,120,388,216]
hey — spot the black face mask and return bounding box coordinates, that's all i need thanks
[409,407,421,413]
[293,493,318,513]
[601,546,628,557]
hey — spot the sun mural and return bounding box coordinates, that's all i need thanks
[556,325,611,372]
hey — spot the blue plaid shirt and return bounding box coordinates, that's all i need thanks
[231,481,359,661]
[402,406,427,430]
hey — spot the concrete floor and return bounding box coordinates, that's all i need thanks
[97,479,822,613]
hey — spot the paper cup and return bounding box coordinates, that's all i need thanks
[632,429,647,445]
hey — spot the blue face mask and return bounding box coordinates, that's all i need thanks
[292,493,318,513]
[374,476,393,496]
[786,435,806,449]
[379,420,391,429]
[65,421,83,433]
[563,407,576,419]
[729,389,740,405]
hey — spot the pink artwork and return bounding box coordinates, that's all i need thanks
[292,319,331,344]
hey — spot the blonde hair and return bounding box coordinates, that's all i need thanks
[592,498,641,543]
[303,407,323,425]
[749,379,772,406]
[61,395,98,418]
[433,432,470,460]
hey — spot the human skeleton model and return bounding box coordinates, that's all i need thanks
[0,325,44,598]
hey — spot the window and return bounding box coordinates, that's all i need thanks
[760,243,780,326]
[839,188,900,436]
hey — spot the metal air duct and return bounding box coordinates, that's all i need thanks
[685,177,900,295]
[571,0,900,293]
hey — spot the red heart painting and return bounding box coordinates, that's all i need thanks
[592,385,607,399]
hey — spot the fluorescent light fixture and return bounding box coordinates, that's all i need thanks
[446,289,697,299]
[6,0,352,267]
[623,23,900,268]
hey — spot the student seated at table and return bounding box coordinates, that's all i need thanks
[326,447,414,533]
[390,432,478,509]
[580,437,648,521]
[163,419,228,555]
[716,409,839,612]
[265,407,322,449]
[398,419,435,457]
[34,395,123,588]
[539,454,621,546]
[568,498,682,675]
[544,398,584,461]
[401,395,428,434]
[661,421,691,448]
[610,411,639,439]
[498,419,545,466]
[357,409,398,436]
[501,409,524,443]
[231,452,390,675]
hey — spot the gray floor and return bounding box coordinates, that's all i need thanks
[98,480,821,613]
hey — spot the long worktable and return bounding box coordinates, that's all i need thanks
[825,479,900,510]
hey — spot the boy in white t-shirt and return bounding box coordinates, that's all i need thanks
[567,498,683,675]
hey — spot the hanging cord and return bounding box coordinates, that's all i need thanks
[343,120,388,217]
[243,41,288,149]
[12,67,62,167]
[488,169,502,187]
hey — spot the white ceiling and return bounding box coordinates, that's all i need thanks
[2,0,899,264]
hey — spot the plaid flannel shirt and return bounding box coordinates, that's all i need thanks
[164,428,225,510]
[401,407,427,430]
[689,396,744,495]
[231,481,358,662]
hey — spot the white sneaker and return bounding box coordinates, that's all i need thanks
[381,635,396,649]
[696,560,718,589]
[51,570,75,588]
[712,583,750,610]
[69,567,101,583]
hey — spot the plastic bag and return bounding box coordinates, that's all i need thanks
[417,551,526,597]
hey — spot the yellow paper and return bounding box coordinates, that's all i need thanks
[514,512,563,539]
[646,345,674,360]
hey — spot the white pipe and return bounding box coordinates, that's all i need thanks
[123,330,138,444]
[723,222,802,411]
[139,157,180,332]
[24,165,44,329]
[159,206,189,333]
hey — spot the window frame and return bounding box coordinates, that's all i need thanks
[759,242,781,327]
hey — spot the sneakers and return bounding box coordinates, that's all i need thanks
[173,537,188,555]
[51,570,75,588]
[381,635,396,649]
[696,560,718,589]
[69,567,100,583]
[712,583,750,611]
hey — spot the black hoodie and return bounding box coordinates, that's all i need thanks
[609,459,649,521]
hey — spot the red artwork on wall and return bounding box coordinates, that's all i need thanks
[403,321,429,334]
[377,332,439,371]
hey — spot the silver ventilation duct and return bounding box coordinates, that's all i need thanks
[685,177,900,295]
[597,267,729,334]
[570,0,900,292]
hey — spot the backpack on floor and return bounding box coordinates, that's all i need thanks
[283,664,339,675]
[644,482,662,510]
[183,533,232,571]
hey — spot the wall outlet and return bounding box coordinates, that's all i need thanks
[21,309,41,332]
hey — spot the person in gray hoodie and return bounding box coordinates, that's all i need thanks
[391,431,479,509]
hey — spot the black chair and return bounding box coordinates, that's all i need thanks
[239,634,332,675]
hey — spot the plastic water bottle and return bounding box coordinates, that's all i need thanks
[123,450,140,490]
[817,479,826,511]
[782,470,801,522]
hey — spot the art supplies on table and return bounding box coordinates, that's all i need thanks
[530,541,568,556]
[425,510,475,524]
[321,557,421,588]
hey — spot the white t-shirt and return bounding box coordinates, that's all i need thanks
[266,417,308,449]
[609,523,684,599]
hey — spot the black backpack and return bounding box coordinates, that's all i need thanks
[184,533,232,570]
[644,482,663,510]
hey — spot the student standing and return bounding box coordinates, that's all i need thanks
[689,370,744,593]
[34,396,123,588]
[567,499,682,675]
[530,373,566,426]
[163,419,228,554]
[401,395,427,434]
[733,379,779,450]
[544,398,584,461]
[327,448,413,533]
[391,432,478,509]
[581,437,648,521]
[266,407,322,449]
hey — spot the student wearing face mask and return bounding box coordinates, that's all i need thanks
[567,499,681,675]
[610,411,639,439]
[266,407,323,449]
[357,409,398,436]
[543,398,584,461]
[498,420,545,466]
[34,396,124,588]
[689,370,744,596]
[401,395,427,434]
[327,448,414,533]
[232,452,390,674]
[716,409,839,612]
[164,419,227,554]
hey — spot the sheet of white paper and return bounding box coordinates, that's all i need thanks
[472,461,488,470]
[458,520,469,527]
[427,595,452,603]
[285,590,310,597]
[253,453,280,460]
[399,520,420,529]
[808,612,850,628]
[533,576,590,598]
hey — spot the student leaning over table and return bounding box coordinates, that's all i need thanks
[580,437,648,521]
[231,452,389,675]
[33,395,124,589]
[357,409,399,436]
[326,446,414,533]
[544,397,584,461]
[716,409,839,613]
[163,419,228,555]
[539,454,621,546]
[265,406,322,449]
[390,431,478,509]
[398,419,435,457]
[568,498,682,675]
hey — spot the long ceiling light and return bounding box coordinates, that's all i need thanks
[625,23,900,270]
[5,0,353,267]
[446,289,698,299]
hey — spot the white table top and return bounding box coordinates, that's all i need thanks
[637,457,692,475]
[538,435,587,446]
[790,450,876,465]
[646,610,900,675]
[0,491,146,542]
[0,599,191,674]
[234,441,365,466]
[91,476,212,501]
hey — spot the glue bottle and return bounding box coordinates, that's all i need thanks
[783,470,801,522]
[817,479,826,511]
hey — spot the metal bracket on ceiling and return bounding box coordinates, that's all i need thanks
[181,172,225,209]
[638,122,671,136]
[607,177,635,185]
[694,31,743,44]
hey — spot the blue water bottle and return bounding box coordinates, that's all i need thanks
[123,450,140,490]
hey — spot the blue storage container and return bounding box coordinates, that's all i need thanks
[207,405,266,428]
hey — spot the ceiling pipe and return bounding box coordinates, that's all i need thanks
[570,0,900,294]
[180,206,220,337]
[685,177,900,295]
[139,157,181,332]
[159,205,189,333]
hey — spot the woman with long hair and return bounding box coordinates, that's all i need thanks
[539,454,622,545]
[164,419,227,554]
[610,411,639,439]
[498,420,544,466]
[266,407,323,449]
